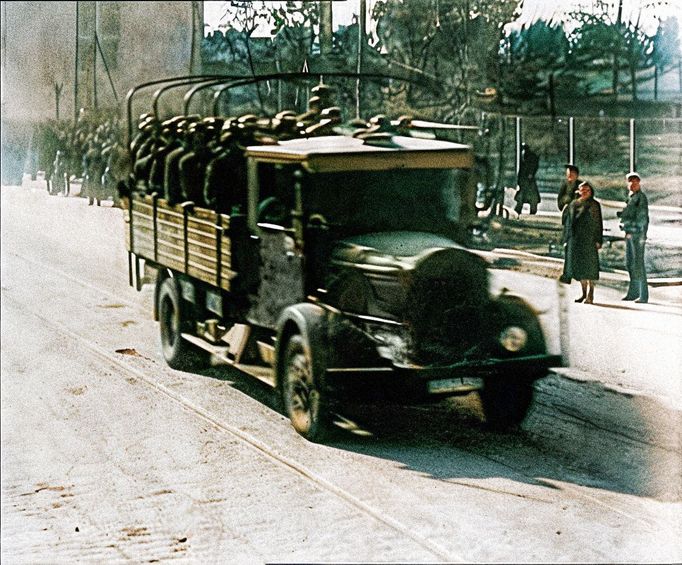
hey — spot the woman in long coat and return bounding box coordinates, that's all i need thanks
[563,181,603,304]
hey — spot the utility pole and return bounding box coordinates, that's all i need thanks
[74,1,79,122]
[75,1,96,114]
[93,1,98,110]
[629,118,636,173]
[1,2,7,103]
[189,1,203,74]
[319,1,333,59]
[355,0,366,119]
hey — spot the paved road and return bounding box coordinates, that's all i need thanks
[2,185,681,563]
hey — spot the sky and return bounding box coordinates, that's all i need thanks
[204,0,682,45]
[511,0,682,37]
[204,0,365,35]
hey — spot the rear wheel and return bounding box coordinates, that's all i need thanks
[280,334,331,442]
[158,277,207,371]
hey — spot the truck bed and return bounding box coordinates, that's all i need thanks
[125,194,237,291]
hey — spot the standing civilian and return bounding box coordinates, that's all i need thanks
[514,143,541,215]
[562,181,603,304]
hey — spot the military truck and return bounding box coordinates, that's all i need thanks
[121,76,563,441]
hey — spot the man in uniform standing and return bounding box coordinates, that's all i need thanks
[618,171,649,303]
[557,164,581,217]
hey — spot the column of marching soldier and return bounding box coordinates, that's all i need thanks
[33,110,127,205]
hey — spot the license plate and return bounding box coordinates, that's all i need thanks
[427,377,483,394]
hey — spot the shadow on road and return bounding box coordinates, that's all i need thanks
[200,363,680,503]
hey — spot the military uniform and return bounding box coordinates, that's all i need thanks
[619,177,649,302]
[557,178,582,216]
[514,144,540,215]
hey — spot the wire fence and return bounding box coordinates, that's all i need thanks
[475,114,682,208]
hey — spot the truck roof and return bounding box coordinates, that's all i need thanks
[244,135,474,173]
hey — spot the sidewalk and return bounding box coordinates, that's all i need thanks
[485,245,682,306]
[491,188,682,285]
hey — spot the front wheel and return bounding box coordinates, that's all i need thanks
[280,334,331,442]
[480,378,535,430]
[481,297,547,430]
[157,277,207,371]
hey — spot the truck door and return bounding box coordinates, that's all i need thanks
[246,160,305,329]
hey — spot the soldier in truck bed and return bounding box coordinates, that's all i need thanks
[179,121,217,206]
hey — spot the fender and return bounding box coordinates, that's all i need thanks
[274,303,330,389]
[152,268,173,321]
[489,292,547,360]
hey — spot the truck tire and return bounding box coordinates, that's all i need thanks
[157,277,207,371]
[480,378,535,431]
[280,333,331,442]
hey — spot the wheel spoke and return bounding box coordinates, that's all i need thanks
[291,356,310,380]
[290,383,309,411]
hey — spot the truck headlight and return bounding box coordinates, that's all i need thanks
[499,326,527,352]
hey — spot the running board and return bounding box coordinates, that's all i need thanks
[182,333,276,387]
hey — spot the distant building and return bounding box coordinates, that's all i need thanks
[1,1,203,124]
[1,1,203,184]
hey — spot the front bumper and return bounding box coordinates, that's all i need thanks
[326,352,563,400]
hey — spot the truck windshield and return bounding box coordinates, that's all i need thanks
[305,168,467,235]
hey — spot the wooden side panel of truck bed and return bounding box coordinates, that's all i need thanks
[125,194,236,291]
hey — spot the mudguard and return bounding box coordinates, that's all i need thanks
[274,303,330,389]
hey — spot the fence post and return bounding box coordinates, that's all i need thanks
[568,117,575,165]
[515,115,522,176]
[493,114,507,216]
[629,118,636,172]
